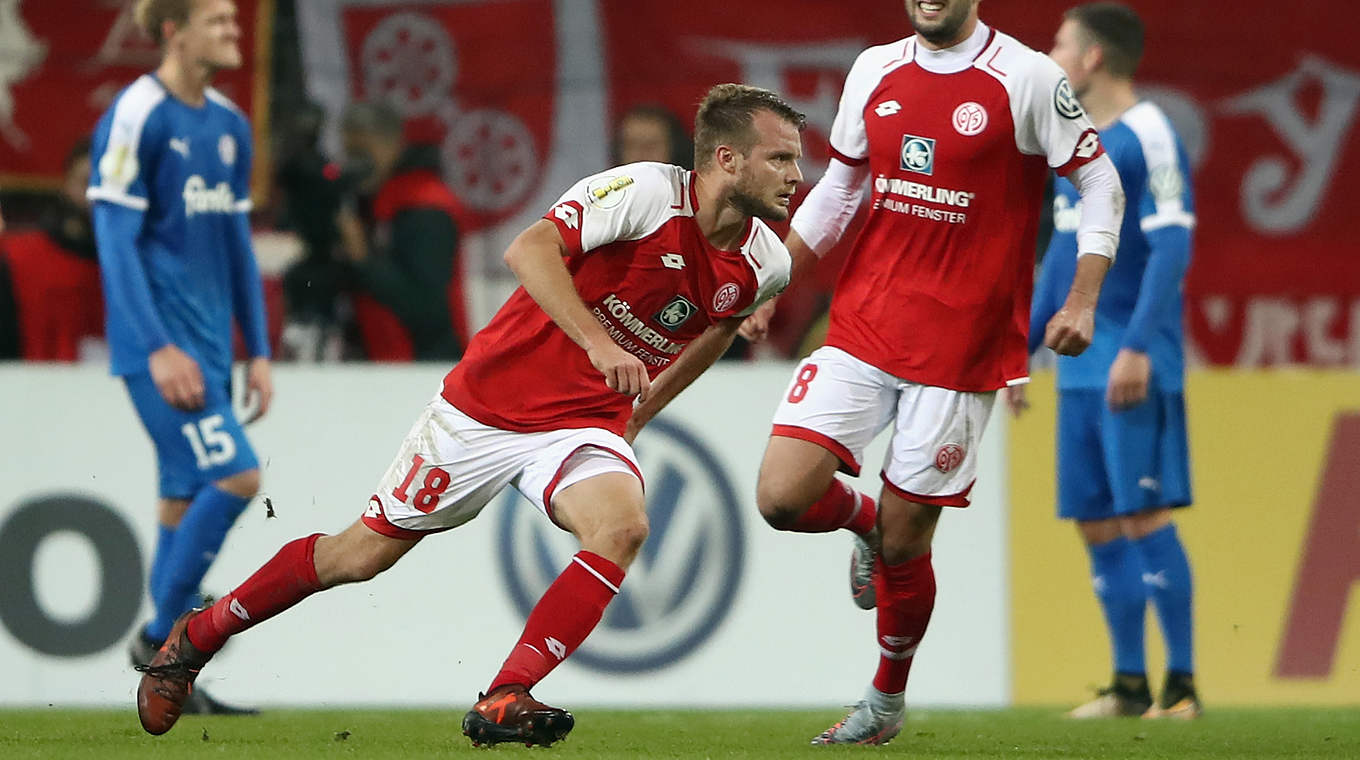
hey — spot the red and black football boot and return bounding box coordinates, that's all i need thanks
[462,685,575,747]
[134,610,212,735]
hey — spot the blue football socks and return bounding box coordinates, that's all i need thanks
[148,523,178,611]
[1087,535,1148,676]
[1135,523,1195,675]
[145,484,251,642]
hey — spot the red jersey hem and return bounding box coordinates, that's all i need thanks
[821,338,1015,393]
[771,424,861,476]
[440,387,628,437]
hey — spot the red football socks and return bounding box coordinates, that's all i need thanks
[488,551,625,694]
[186,533,324,654]
[788,479,877,535]
[872,552,936,695]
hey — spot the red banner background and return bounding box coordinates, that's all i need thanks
[0,0,268,190]
[10,0,1357,366]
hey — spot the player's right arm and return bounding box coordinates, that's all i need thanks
[88,101,204,409]
[502,220,648,398]
[1020,56,1123,356]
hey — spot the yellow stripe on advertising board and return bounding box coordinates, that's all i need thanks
[1010,370,1360,705]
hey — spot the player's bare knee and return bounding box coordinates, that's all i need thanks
[878,501,940,562]
[315,526,411,585]
[755,484,808,530]
[1120,508,1172,540]
[879,533,931,564]
[1078,518,1121,545]
[216,469,260,499]
[604,513,650,557]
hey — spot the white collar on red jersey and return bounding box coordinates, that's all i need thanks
[912,21,991,74]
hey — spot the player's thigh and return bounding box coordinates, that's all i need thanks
[756,436,844,513]
[362,396,528,540]
[553,470,649,567]
[1057,389,1114,521]
[124,372,259,499]
[1101,391,1192,516]
[881,384,995,507]
[768,346,898,477]
[515,430,644,533]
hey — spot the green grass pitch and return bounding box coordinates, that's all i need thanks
[2,707,1357,759]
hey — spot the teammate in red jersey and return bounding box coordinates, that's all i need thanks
[133,84,801,745]
[741,0,1124,745]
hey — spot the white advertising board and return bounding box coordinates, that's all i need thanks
[0,364,1008,708]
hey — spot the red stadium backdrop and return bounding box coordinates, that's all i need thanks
[0,0,270,192]
[300,0,1360,367]
[6,0,1354,367]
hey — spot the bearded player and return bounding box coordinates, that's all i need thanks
[133,84,801,746]
[740,0,1125,744]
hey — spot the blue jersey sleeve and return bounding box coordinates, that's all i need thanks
[93,202,172,354]
[1122,126,1194,354]
[1123,226,1190,353]
[89,92,173,357]
[225,118,270,358]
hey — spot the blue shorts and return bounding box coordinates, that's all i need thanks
[1056,389,1192,521]
[124,372,259,500]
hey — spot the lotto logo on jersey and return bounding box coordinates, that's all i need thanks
[899,135,935,175]
[654,295,698,330]
[553,201,581,229]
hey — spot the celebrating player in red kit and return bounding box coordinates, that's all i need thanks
[134,84,802,746]
[741,0,1124,745]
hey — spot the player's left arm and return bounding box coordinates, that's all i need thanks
[624,316,743,444]
[224,121,273,421]
[1026,57,1124,355]
[1110,149,1194,409]
[1045,156,1119,355]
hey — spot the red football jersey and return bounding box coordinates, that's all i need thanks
[442,162,791,435]
[821,23,1104,391]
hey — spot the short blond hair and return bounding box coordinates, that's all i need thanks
[134,0,195,46]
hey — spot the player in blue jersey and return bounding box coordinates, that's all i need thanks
[88,0,268,716]
[1011,2,1201,720]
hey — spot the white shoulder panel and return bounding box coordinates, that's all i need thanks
[738,221,792,316]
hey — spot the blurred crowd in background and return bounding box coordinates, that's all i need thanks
[0,1,846,365]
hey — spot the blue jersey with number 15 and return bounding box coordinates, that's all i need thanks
[88,74,269,381]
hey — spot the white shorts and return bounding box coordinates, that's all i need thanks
[361,394,642,539]
[770,346,995,506]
